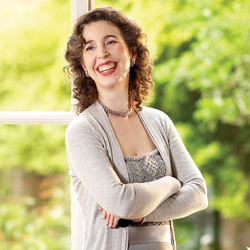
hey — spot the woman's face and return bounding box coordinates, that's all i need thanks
[82,20,132,94]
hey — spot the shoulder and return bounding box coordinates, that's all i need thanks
[140,106,172,123]
[66,104,99,139]
[141,106,166,116]
[66,109,89,132]
[66,101,110,141]
[139,106,176,136]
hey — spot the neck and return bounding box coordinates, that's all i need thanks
[97,99,132,117]
[98,88,130,113]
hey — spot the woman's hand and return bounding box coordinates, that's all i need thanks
[98,206,119,228]
[177,179,183,189]
[98,206,144,227]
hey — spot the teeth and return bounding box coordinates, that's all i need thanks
[98,63,116,73]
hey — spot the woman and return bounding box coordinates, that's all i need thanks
[64,6,208,250]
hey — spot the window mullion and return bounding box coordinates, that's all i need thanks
[70,1,94,250]
[0,111,76,125]
[71,0,94,29]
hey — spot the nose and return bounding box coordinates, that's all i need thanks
[97,45,110,59]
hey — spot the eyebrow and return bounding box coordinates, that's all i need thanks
[84,35,119,46]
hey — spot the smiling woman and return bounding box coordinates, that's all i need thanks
[64,6,208,250]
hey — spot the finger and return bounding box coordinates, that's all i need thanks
[113,217,119,228]
[102,210,107,219]
[109,215,116,228]
[106,213,111,225]
[98,206,103,212]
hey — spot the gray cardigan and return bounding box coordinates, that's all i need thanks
[65,101,208,250]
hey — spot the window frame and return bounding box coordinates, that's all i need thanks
[0,0,94,248]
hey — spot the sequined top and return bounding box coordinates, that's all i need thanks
[124,149,170,227]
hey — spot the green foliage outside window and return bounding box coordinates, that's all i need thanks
[0,0,71,249]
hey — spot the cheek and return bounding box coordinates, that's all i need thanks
[121,47,130,57]
[117,47,131,66]
[82,55,94,70]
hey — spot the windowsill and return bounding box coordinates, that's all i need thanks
[0,111,77,125]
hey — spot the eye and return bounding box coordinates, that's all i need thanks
[106,40,117,46]
[85,45,95,51]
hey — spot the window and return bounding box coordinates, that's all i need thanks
[0,1,93,249]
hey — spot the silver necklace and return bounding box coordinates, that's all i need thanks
[97,99,132,117]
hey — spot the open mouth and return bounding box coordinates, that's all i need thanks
[98,63,117,73]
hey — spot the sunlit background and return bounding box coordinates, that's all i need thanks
[0,0,249,249]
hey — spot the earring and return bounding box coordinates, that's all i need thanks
[130,58,135,67]
[85,70,90,78]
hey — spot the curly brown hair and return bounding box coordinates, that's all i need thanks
[64,6,154,114]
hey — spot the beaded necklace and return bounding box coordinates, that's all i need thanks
[97,99,132,117]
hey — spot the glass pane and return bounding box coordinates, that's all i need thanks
[0,0,71,111]
[0,124,70,249]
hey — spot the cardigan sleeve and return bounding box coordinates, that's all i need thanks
[143,115,208,223]
[66,118,181,220]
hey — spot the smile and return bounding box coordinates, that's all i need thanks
[98,62,117,73]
